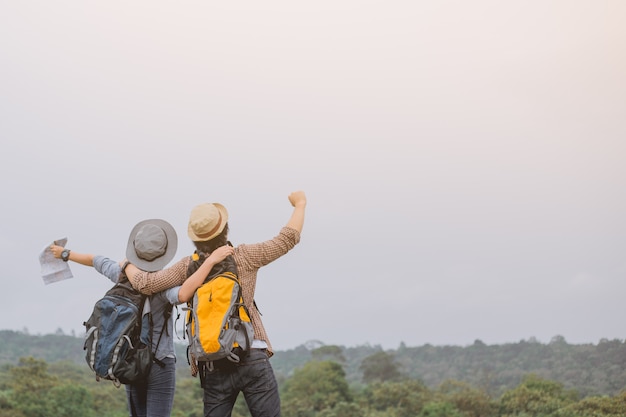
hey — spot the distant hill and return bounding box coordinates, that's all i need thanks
[1,330,625,397]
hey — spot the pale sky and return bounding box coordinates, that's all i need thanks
[1,1,625,350]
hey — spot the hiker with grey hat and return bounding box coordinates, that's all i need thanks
[50,218,234,417]
[124,190,307,417]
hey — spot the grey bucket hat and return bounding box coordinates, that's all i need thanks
[126,219,178,272]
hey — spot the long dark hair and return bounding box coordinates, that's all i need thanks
[193,223,230,254]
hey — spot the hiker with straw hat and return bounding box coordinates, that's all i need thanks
[123,190,307,417]
[50,219,233,417]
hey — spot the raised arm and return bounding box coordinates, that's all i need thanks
[50,244,94,266]
[50,244,120,282]
[286,190,306,233]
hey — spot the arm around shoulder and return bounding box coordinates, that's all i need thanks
[176,245,234,303]
[123,255,218,296]
[124,263,163,295]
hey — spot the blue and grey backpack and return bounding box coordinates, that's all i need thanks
[83,274,161,387]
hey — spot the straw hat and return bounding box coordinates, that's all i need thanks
[187,203,228,242]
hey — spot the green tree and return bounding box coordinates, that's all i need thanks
[436,379,495,417]
[47,360,127,416]
[499,374,578,417]
[48,384,96,417]
[9,357,59,417]
[554,391,626,417]
[3,357,120,417]
[172,378,204,417]
[360,351,403,384]
[281,361,352,416]
[419,401,462,417]
[316,401,361,417]
[311,345,346,363]
[362,380,432,417]
[0,390,25,417]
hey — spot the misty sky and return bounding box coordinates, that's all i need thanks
[1,1,625,350]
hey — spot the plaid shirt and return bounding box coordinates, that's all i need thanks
[128,226,301,356]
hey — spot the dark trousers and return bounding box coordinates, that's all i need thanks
[125,357,176,417]
[200,349,280,417]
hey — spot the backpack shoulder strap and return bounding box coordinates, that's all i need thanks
[152,302,174,368]
[187,251,238,282]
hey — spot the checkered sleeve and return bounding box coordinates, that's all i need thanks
[235,227,301,272]
[127,256,191,295]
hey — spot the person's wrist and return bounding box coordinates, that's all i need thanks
[121,260,130,273]
[61,249,71,262]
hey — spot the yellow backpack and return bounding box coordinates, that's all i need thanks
[184,253,254,364]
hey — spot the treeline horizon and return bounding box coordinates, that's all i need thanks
[1,330,625,417]
[6,326,623,349]
[1,329,625,397]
